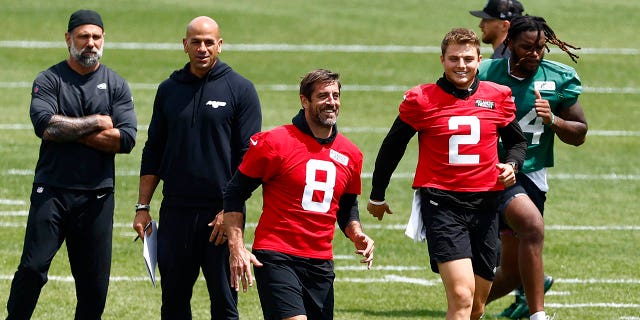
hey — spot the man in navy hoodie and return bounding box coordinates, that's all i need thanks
[133,16,262,319]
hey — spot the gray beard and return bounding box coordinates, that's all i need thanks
[70,44,103,67]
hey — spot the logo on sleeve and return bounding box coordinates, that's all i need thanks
[475,99,495,109]
[97,83,107,90]
[329,149,349,166]
[534,81,556,91]
[206,101,227,109]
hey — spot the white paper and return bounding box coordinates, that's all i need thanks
[142,221,158,287]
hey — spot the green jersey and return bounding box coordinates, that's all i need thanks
[478,59,582,173]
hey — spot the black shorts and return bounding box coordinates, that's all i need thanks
[498,172,547,232]
[253,250,335,320]
[420,189,499,281]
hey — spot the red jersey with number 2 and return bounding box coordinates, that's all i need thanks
[399,81,516,192]
[238,124,363,260]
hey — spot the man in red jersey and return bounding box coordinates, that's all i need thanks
[222,69,375,320]
[367,28,526,320]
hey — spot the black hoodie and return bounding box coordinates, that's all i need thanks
[140,60,262,206]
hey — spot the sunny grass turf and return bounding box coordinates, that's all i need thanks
[0,0,639,319]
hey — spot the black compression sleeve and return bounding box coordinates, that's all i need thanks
[498,118,527,169]
[223,171,262,213]
[370,116,416,200]
[337,193,359,237]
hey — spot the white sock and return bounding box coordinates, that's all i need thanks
[530,311,546,320]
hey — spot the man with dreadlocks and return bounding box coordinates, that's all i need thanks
[478,15,588,320]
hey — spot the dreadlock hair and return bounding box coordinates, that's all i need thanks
[504,15,580,63]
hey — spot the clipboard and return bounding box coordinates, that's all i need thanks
[142,220,158,287]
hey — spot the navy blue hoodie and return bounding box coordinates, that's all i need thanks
[140,60,262,206]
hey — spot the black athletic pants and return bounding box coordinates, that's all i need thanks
[6,184,114,320]
[157,203,238,320]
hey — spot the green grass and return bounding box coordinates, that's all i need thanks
[1,0,639,319]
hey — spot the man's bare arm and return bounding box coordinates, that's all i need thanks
[43,114,113,142]
[78,128,121,153]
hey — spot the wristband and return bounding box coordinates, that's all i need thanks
[548,113,555,126]
[368,199,386,206]
[135,203,150,211]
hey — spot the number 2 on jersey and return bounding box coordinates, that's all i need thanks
[301,159,336,213]
[449,116,480,164]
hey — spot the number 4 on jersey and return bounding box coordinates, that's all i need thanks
[519,108,544,145]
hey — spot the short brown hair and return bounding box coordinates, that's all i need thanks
[299,69,341,101]
[441,28,481,56]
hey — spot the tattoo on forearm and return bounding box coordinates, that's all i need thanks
[44,115,100,142]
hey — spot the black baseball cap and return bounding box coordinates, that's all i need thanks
[470,0,524,20]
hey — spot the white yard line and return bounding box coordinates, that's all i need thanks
[1,40,639,55]
[2,123,640,138]
[3,169,640,181]
[2,81,640,95]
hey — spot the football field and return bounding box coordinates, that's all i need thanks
[0,0,638,319]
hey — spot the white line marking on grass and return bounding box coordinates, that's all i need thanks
[620,317,640,320]
[336,265,425,271]
[0,211,28,216]
[358,172,640,181]
[340,275,440,286]
[3,81,640,95]
[334,254,357,260]
[0,275,153,282]
[43,222,640,232]
[6,169,637,182]
[4,222,640,232]
[5,169,32,175]
[2,123,639,138]
[558,278,640,284]
[358,224,640,231]
[588,130,640,137]
[547,303,640,309]
[548,225,640,231]
[0,199,26,205]
[1,41,639,55]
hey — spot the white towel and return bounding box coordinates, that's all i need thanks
[404,189,426,242]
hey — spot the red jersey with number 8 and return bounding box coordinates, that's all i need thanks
[399,82,516,192]
[238,124,363,259]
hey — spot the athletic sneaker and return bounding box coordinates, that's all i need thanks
[543,275,555,293]
[497,302,518,318]
[508,275,555,319]
[508,302,529,319]
[496,286,525,318]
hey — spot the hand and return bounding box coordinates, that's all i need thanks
[94,114,114,130]
[352,232,375,269]
[229,247,263,292]
[496,163,516,188]
[132,210,152,241]
[208,210,227,245]
[533,90,554,125]
[367,200,393,221]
